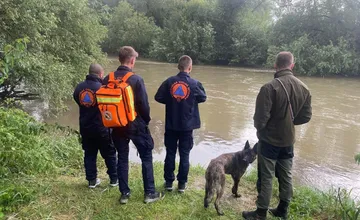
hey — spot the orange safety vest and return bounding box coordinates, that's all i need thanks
[96,72,137,128]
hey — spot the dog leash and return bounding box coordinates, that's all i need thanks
[275,78,295,122]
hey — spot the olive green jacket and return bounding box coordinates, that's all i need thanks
[254,69,312,147]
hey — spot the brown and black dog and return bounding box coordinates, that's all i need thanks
[204,141,257,215]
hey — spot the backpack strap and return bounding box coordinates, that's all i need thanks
[122,72,134,83]
[107,72,133,86]
[108,72,116,82]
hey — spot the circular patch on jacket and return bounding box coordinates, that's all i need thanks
[170,81,190,102]
[79,89,96,107]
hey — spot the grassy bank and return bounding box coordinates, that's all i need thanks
[1,108,359,219]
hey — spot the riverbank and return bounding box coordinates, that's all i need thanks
[1,108,359,219]
[3,164,360,220]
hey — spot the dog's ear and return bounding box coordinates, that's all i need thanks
[244,140,250,150]
[253,143,258,154]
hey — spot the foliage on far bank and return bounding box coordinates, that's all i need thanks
[356,153,360,165]
[0,0,107,111]
[149,0,216,64]
[267,35,360,76]
[103,1,160,55]
[96,0,360,76]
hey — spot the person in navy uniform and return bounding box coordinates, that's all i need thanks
[73,64,118,188]
[102,46,164,204]
[155,55,207,193]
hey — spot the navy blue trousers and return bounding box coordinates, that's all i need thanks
[164,130,193,184]
[112,126,155,195]
[82,133,117,181]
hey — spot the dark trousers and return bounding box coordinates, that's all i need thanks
[257,162,279,194]
[164,130,194,184]
[112,126,155,195]
[82,133,117,181]
[256,141,293,209]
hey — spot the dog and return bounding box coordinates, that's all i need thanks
[204,141,258,215]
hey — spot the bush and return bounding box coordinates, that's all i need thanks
[355,154,360,164]
[231,8,271,66]
[267,35,360,76]
[103,1,160,55]
[148,0,216,64]
[0,107,82,178]
[0,107,83,214]
[150,21,215,64]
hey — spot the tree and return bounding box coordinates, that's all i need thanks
[149,0,215,63]
[127,0,187,28]
[0,0,106,111]
[267,0,360,76]
[267,35,360,76]
[271,0,360,48]
[104,1,160,56]
[0,38,37,102]
[212,0,246,64]
[231,4,272,66]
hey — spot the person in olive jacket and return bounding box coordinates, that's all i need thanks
[155,55,206,193]
[243,52,312,220]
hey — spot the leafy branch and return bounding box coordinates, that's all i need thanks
[0,37,29,85]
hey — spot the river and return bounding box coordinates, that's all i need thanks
[25,59,360,197]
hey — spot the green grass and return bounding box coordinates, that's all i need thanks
[1,107,360,219]
[3,162,360,220]
[6,162,359,220]
[9,163,251,220]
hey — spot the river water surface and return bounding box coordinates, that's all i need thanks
[26,59,360,197]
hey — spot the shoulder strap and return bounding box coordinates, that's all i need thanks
[275,78,295,121]
[122,72,134,83]
[108,72,116,82]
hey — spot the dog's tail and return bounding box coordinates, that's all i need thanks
[204,170,216,208]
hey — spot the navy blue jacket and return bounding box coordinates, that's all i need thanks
[103,66,151,131]
[73,74,108,136]
[155,72,206,131]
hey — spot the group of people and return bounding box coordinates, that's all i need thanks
[73,46,312,219]
[73,46,206,204]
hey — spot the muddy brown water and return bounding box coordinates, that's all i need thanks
[24,59,360,197]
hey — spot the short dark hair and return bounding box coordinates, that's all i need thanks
[178,55,192,72]
[89,63,103,75]
[275,52,294,69]
[118,46,138,64]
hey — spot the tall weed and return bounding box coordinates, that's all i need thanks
[0,107,82,178]
[0,107,83,214]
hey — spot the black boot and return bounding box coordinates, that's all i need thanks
[269,200,289,219]
[242,208,267,220]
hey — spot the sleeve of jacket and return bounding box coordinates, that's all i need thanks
[294,93,312,125]
[135,78,151,125]
[73,87,80,106]
[154,80,169,104]
[253,85,273,131]
[195,81,207,103]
